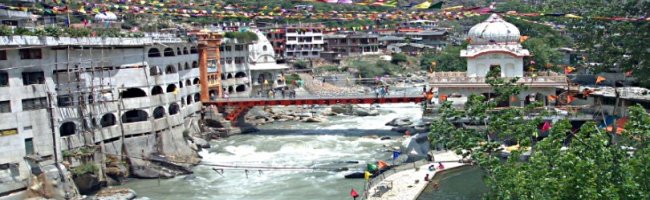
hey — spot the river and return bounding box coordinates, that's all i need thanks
[124,103,424,200]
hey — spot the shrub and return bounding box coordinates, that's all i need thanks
[14,27,32,36]
[44,27,63,37]
[71,163,98,176]
[391,53,408,64]
[0,26,12,36]
[67,28,91,37]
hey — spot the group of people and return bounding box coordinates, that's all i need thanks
[257,87,297,99]
[374,85,391,98]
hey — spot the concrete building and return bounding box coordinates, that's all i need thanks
[265,28,286,62]
[430,14,566,106]
[387,43,436,55]
[216,29,288,98]
[285,23,325,60]
[323,33,381,57]
[0,33,202,199]
[219,36,253,98]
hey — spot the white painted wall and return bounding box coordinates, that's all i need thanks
[466,53,523,78]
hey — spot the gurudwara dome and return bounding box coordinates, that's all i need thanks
[467,14,520,45]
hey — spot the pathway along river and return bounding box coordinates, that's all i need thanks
[124,103,423,199]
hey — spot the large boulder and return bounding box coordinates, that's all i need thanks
[400,133,431,163]
[190,137,210,149]
[73,173,100,195]
[386,117,413,127]
[331,105,352,114]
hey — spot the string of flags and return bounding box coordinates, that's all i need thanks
[0,0,647,25]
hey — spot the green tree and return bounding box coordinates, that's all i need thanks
[391,53,408,65]
[430,71,650,199]
[420,45,467,72]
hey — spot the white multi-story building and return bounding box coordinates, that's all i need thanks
[0,34,202,198]
[218,29,288,98]
[284,23,325,60]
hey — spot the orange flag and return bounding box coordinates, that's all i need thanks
[567,95,576,104]
[547,95,557,101]
[519,36,530,43]
[596,76,606,84]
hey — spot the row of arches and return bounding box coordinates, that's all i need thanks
[150,61,198,76]
[120,78,199,99]
[59,94,201,136]
[220,71,248,80]
[148,46,198,58]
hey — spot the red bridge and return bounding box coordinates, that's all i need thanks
[202,95,427,121]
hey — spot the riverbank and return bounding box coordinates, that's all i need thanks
[365,151,464,200]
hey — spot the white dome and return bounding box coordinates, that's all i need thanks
[248,30,276,63]
[467,14,520,45]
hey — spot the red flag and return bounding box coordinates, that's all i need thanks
[541,121,551,132]
[350,188,359,198]
[567,95,576,104]
[625,70,633,77]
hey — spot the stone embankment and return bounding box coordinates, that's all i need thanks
[366,151,465,200]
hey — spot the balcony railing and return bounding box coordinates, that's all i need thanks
[429,71,567,85]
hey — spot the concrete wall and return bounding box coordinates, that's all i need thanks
[467,53,523,78]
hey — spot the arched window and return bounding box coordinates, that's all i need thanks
[151,86,163,95]
[168,103,180,115]
[88,94,94,104]
[179,81,184,88]
[165,65,176,74]
[163,48,175,57]
[263,45,267,51]
[228,86,234,93]
[221,73,226,80]
[176,47,182,55]
[177,63,183,72]
[121,110,148,123]
[183,47,189,55]
[60,122,76,137]
[227,73,233,79]
[193,78,200,85]
[185,62,190,70]
[235,72,247,78]
[120,88,146,98]
[186,95,192,105]
[190,46,198,54]
[192,61,198,69]
[236,85,246,93]
[185,79,192,86]
[153,106,165,119]
[166,84,177,93]
[100,113,116,127]
[150,66,162,76]
[194,93,200,103]
[148,48,161,57]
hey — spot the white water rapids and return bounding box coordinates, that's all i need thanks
[124,103,423,200]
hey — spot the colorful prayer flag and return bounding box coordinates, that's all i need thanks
[596,76,606,84]
[392,151,401,160]
[364,171,371,181]
[350,188,359,198]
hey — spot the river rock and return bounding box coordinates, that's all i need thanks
[303,117,325,123]
[95,188,137,200]
[353,108,370,116]
[385,117,413,127]
[367,109,380,116]
[191,137,210,149]
[73,173,101,195]
[331,105,352,114]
